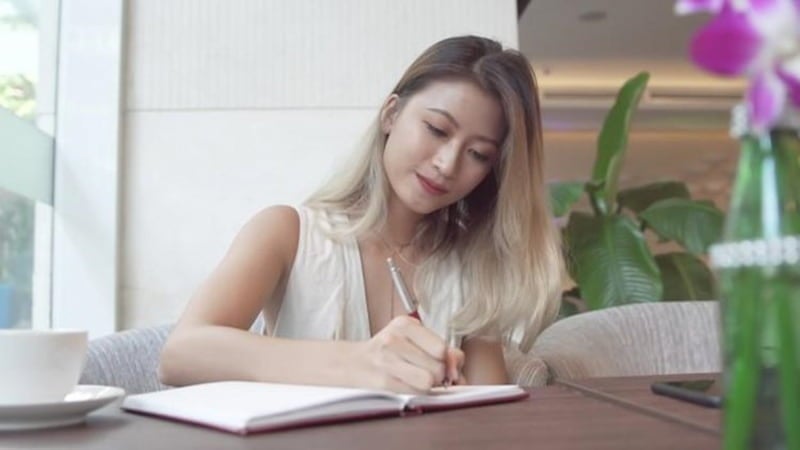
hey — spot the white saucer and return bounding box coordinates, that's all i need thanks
[0,385,125,431]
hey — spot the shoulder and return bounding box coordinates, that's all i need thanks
[248,204,299,230]
[235,205,300,264]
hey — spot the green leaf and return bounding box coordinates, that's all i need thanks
[617,181,691,214]
[565,212,662,310]
[655,252,716,301]
[584,180,606,216]
[548,181,584,217]
[639,198,725,254]
[590,71,650,214]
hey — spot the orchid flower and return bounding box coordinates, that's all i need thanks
[676,0,800,133]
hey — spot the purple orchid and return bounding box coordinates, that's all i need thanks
[676,0,800,132]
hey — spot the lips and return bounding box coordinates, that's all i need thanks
[416,173,449,195]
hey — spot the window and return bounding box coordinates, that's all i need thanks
[0,0,59,329]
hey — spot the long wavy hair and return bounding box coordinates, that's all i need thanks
[306,35,564,351]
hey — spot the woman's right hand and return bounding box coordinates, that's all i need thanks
[347,316,464,394]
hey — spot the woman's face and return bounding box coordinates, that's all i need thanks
[381,79,505,218]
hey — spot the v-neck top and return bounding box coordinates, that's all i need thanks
[262,206,464,345]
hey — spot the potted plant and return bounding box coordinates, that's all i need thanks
[549,71,725,316]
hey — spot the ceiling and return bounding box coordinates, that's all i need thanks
[517,0,746,130]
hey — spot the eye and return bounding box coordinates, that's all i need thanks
[424,121,447,138]
[468,148,491,163]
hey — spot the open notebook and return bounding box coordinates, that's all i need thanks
[121,381,528,434]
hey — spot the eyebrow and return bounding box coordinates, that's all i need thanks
[426,107,500,147]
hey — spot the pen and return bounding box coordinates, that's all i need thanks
[386,257,420,320]
[386,257,457,386]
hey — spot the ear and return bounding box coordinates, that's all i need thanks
[379,94,400,134]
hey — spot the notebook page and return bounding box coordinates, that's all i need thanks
[122,381,405,433]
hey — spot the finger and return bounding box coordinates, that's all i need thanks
[445,348,465,383]
[389,359,438,393]
[380,373,421,395]
[385,332,446,383]
[388,316,448,361]
[372,371,420,395]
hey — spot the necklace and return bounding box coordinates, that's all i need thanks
[375,231,416,267]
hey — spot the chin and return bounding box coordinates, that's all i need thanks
[405,195,452,216]
[407,203,439,216]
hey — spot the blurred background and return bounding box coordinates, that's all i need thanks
[0,0,739,336]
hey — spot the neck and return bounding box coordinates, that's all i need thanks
[382,197,423,247]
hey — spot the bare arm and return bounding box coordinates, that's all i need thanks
[461,337,509,385]
[159,206,355,386]
[159,206,460,393]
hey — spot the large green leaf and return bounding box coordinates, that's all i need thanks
[565,212,662,310]
[639,198,725,255]
[590,72,650,215]
[617,181,691,214]
[655,252,716,301]
[548,181,584,217]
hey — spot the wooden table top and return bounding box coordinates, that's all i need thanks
[0,375,721,450]
[554,372,721,435]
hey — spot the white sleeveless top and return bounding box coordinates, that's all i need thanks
[263,206,464,345]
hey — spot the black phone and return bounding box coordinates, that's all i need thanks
[650,379,723,408]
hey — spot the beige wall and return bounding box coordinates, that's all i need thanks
[120,0,519,328]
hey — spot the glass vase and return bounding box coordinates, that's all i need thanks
[710,113,800,450]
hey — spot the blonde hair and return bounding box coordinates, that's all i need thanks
[306,35,564,352]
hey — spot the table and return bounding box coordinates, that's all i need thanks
[554,373,721,435]
[1,375,721,450]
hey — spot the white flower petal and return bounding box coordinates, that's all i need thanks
[675,0,725,14]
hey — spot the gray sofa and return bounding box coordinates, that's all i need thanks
[79,301,720,393]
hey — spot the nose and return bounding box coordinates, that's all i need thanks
[432,143,459,178]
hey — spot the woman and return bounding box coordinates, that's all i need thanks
[159,35,564,394]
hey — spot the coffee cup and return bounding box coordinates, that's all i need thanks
[0,329,88,404]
